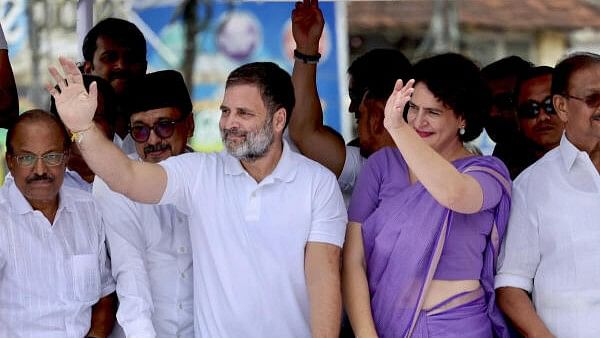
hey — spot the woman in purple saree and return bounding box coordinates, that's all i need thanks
[343,54,512,338]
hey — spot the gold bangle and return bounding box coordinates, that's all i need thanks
[70,124,94,144]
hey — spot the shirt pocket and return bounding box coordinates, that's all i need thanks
[70,254,101,302]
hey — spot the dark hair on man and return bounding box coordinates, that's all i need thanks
[514,66,554,103]
[82,18,146,63]
[123,70,192,120]
[551,52,600,96]
[49,75,118,126]
[481,55,533,81]
[348,49,412,100]
[413,53,491,142]
[6,109,71,154]
[225,62,295,127]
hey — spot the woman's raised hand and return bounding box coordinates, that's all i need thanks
[47,56,97,132]
[383,79,414,132]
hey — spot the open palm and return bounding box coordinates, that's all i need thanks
[47,56,97,132]
[384,79,414,131]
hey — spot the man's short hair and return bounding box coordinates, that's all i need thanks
[6,109,71,154]
[552,52,600,96]
[413,53,491,143]
[481,55,533,81]
[514,66,554,102]
[348,49,412,100]
[225,62,295,127]
[49,75,118,126]
[82,18,146,63]
[123,70,192,119]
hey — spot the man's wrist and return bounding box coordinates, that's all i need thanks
[294,49,321,64]
[70,123,95,145]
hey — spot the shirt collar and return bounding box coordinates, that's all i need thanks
[224,140,298,183]
[559,132,590,172]
[7,178,74,215]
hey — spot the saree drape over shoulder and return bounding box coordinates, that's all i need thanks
[348,147,512,338]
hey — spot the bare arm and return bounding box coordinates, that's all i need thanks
[496,287,555,338]
[48,57,166,203]
[384,80,484,214]
[342,222,378,338]
[305,242,342,338]
[87,292,118,338]
[0,22,19,128]
[290,0,346,177]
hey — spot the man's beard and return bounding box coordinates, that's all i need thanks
[220,117,274,161]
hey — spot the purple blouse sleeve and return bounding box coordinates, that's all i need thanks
[348,148,386,223]
[465,169,503,211]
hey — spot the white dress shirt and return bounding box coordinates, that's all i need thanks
[93,157,194,338]
[495,134,600,337]
[158,141,347,338]
[113,133,136,156]
[338,145,365,206]
[0,180,115,338]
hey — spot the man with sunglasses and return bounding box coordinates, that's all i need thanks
[0,110,116,337]
[511,66,565,176]
[50,56,346,338]
[496,52,600,337]
[93,70,195,338]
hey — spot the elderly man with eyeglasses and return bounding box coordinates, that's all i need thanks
[0,109,116,338]
[495,52,600,337]
[92,70,195,338]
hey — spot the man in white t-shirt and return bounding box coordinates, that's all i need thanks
[288,1,412,200]
[49,57,347,338]
[495,52,600,337]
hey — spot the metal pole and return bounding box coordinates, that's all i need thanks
[76,0,94,60]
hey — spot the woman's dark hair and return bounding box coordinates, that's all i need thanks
[412,53,491,142]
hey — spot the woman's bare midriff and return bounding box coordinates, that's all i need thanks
[423,279,481,309]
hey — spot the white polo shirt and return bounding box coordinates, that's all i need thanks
[158,141,347,338]
[495,134,600,337]
[0,180,114,338]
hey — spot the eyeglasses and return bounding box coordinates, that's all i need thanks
[492,92,515,111]
[129,117,186,143]
[564,92,600,110]
[12,152,66,167]
[517,96,555,119]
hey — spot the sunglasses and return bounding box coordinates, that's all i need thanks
[12,152,66,167]
[564,92,600,110]
[492,92,515,111]
[129,117,186,143]
[517,96,555,119]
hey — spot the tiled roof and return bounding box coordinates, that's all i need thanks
[348,0,600,31]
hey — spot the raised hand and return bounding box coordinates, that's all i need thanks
[292,0,324,54]
[384,79,415,131]
[47,56,97,132]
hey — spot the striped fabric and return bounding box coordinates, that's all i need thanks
[0,180,114,338]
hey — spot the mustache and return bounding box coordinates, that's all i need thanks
[26,173,54,184]
[534,121,561,130]
[144,143,171,155]
[108,70,132,81]
[222,128,247,138]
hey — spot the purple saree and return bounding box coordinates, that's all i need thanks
[348,148,512,338]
